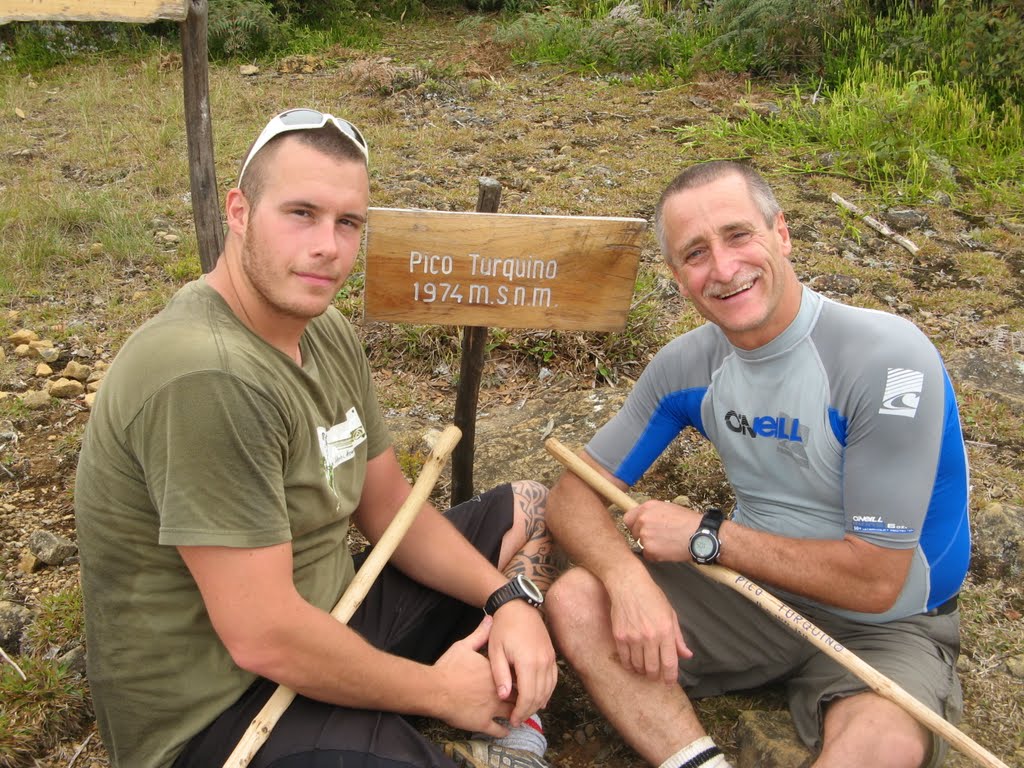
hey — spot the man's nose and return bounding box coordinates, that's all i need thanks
[707,240,739,282]
[311,220,339,259]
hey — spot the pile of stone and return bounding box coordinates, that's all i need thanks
[1,327,107,410]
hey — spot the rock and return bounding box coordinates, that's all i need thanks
[58,644,88,675]
[607,1,642,20]
[14,343,32,357]
[28,529,78,565]
[7,328,38,345]
[967,502,1024,581]
[735,710,813,768]
[239,64,260,76]
[84,391,98,409]
[807,274,861,297]
[882,208,928,232]
[945,348,1024,409]
[34,362,53,377]
[47,377,85,398]
[19,389,51,410]
[0,600,33,653]
[0,346,5,362]
[18,551,43,573]
[1006,654,1024,680]
[59,360,92,381]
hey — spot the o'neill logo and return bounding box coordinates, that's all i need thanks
[879,368,923,418]
[725,410,802,442]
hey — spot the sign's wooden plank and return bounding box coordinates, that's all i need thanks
[1,0,188,24]
[365,208,647,332]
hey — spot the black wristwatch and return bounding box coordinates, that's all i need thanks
[688,508,724,565]
[484,574,544,615]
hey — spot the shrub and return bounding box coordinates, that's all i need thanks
[271,0,357,23]
[208,0,286,59]
[0,21,155,70]
[703,0,849,76]
[830,0,1024,111]
[579,15,676,71]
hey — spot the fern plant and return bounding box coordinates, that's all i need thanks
[208,0,286,59]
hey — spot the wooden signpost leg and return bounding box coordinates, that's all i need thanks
[180,0,224,273]
[451,177,502,507]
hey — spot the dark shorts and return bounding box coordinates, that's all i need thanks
[647,560,963,768]
[173,484,514,768]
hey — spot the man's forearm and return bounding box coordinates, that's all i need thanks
[236,596,447,717]
[546,469,638,584]
[717,521,913,614]
[384,505,509,607]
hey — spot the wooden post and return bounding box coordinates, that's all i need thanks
[180,0,223,273]
[451,178,502,506]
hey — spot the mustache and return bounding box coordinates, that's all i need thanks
[703,269,763,299]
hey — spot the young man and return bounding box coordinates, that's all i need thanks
[544,161,970,768]
[75,109,558,768]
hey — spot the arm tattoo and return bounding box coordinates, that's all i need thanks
[503,480,566,594]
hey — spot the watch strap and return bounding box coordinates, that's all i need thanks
[484,575,541,615]
[700,507,724,533]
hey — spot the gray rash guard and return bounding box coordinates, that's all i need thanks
[587,287,970,624]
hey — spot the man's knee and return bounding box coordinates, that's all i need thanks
[546,567,609,652]
[821,693,931,768]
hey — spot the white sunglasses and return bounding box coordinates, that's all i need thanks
[238,108,369,186]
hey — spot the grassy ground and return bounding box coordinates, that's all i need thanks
[1,8,1022,767]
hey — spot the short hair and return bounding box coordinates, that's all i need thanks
[654,161,781,259]
[238,125,367,207]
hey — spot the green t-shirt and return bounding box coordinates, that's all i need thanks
[74,280,390,768]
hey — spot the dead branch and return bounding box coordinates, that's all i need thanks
[831,193,920,255]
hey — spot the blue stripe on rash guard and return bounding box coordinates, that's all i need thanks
[919,372,971,610]
[828,407,848,446]
[617,388,708,486]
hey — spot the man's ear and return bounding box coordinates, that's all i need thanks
[775,211,792,257]
[225,188,250,237]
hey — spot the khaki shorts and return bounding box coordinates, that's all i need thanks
[647,560,963,767]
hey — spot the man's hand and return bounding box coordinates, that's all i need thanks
[433,616,516,736]
[623,500,700,562]
[607,560,692,683]
[487,599,557,726]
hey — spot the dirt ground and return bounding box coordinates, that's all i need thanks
[2,9,1023,768]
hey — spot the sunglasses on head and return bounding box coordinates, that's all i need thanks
[238,108,369,186]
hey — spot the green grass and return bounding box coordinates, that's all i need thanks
[689,59,1024,207]
[0,591,90,768]
[0,658,91,768]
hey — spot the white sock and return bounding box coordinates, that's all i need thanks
[475,714,547,756]
[658,736,732,768]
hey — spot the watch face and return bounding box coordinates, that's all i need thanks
[690,532,718,560]
[518,574,544,604]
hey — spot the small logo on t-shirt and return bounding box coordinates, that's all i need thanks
[878,368,923,418]
[317,407,366,489]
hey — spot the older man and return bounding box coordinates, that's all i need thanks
[545,161,969,768]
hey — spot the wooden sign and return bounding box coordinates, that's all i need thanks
[0,0,188,23]
[364,208,647,332]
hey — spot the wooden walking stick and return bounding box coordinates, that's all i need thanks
[544,437,1011,768]
[222,425,463,768]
